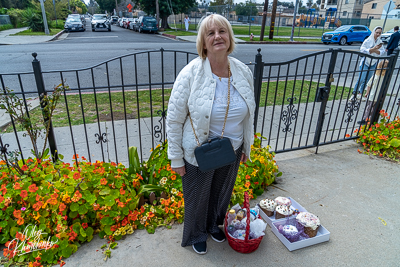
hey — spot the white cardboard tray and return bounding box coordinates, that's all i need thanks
[257,197,330,251]
[271,219,330,251]
[257,197,307,227]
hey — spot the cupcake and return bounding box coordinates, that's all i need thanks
[296,212,320,238]
[281,225,299,242]
[259,199,276,217]
[275,205,294,219]
[274,196,292,207]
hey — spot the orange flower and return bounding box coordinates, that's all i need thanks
[120,188,125,195]
[166,165,172,171]
[72,154,79,159]
[33,201,43,211]
[245,182,251,188]
[20,190,28,198]
[71,191,82,202]
[81,156,87,161]
[111,162,117,167]
[100,178,107,185]
[0,195,4,204]
[36,194,41,201]
[171,175,176,181]
[13,209,22,218]
[26,159,34,164]
[28,184,38,193]
[13,182,22,190]
[59,203,66,212]
[376,140,380,144]
[21,165,28,171]
[47,198,58,206]
[73,172,81,180]
[17,218,24,225]
[345,134,350,138]
[245,175,251,180]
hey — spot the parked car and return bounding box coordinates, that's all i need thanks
[129,18,138,30]
[111,16,119,24]
[91,14,111,32]
[134,16,158,33]
[381,28,398,43]
[321,25,371,45]
[119,18,127,27]
[124,18,136,29]
[64,17,85,32]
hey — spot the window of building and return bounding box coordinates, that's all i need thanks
[372,3,377,9]
[345,0,349,3]
[343,11,347,16]
[356,11,361,17]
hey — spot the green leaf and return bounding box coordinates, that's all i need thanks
[390,138,400,148]
[86,227,94,237]
[0,220,7,228]
[78,205,88,215]
[69,210,78,218]
[104,225,112,236]
[70,202,79,212]
[10,227,19,237]
[62,245,72,258]
[101,244,107,249]
[39,224,46,231]
[122,206,129,215]
[99,187,111,195]
[128,146,140,175]
[104,196,115,206]
[80,182,88,191]
[109,189,120,199]
[80,227,86,237]
[110,242,118,249]
[98,230,106,239]
[100,217,114,225]
[84,194,97,205]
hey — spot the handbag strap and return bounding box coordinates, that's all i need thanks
[189,62,231,147]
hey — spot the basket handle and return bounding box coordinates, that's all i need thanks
[243,191,250,242]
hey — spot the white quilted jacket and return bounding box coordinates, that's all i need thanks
[166,56,256,168]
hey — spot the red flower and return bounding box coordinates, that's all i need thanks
[100,178,107,185]
[59,203,66,212]
[21,165,28,171]
[13,182,22,190]
[120,188,125,195]
[82,223,88,229]
[28,184,38,193]
[72,154,79,159]
[81,156,87,161]
[376,140,380,144]
[20,190,28,198]
[345,134,350,138]
[73,172,81,180]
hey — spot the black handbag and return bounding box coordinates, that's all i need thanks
[188,63,236,172]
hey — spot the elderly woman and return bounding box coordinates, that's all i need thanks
[351,26,385,101]
[166,14,255,255]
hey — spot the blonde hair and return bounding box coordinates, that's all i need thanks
[196,14,236,59]
[376,60,389,76]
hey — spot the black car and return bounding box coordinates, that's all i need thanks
[64,17,85,32]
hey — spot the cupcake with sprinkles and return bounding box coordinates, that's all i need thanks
[275,205,294,219]
[274,196,292,207]
[296,212,320,238]
[259,198,276,217]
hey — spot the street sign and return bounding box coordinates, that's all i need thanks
[127,3,133,12]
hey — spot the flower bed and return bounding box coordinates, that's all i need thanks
[355,111,400,162]
[0,136,279,266]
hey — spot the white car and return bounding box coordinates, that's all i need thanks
[91,14,111,31]
[129,18,138,30]
[119,18,127,27]
[381,28,397,43]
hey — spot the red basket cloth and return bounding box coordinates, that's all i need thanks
[224,192,264,253]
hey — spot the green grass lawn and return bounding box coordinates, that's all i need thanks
[238,37,321,42]
[3,81,351,133]
[163,31,197,36]
[12,28,62,35]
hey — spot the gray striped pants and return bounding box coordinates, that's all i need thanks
[181,145,242,247]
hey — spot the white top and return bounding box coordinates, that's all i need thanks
[366,74,385,101]
[184,17,190,24]
[208,73,248,150]
[359,34,385,67]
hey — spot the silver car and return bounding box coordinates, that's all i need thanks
[381,28,396,43]
[91,14,111,32]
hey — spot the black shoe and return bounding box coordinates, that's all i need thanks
[192,241,207,255]
[210,228,226,243]
[357,120,367,125]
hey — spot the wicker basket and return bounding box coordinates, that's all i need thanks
[225,192,264,253]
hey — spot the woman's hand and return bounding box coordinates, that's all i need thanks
[240,153,248,163]
[172,166,186,177]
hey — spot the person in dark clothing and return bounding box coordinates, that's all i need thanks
[386,26,400,56]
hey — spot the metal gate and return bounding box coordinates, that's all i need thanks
[253,47,400,153]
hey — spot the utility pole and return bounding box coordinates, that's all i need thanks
[269,0,278,39]
[115,0,118,16]
[68,0,70,11]
[53,0,58,26]
[290,0,299,41]
[156,0,160,28]
[259,0,269,41]
[39,0,50,35]
[383,1,392,32]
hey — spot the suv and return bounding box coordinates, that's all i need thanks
[91,14,111,32]
[134,16,158,33]
[111,16,119,25]
[321,25,371,45]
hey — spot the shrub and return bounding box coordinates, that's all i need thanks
[7,8,26,28]
[355,110,400,162]
[21,8,46,32]
[0,24,13,31]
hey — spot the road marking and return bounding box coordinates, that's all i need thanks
[68,36,119,39]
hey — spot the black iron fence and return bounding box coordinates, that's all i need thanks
[1,48,399,165]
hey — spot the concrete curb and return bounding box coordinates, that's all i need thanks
[161,33,177,39]
[49,29,65,41]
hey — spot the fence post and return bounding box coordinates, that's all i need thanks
[371,47,399,123]
[31,52,58,162]
[253,48,264,133]
[313,48,339,147]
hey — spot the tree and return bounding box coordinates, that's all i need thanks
[306,0,313,8]
[235,2,258,17]
[0,0,33,9]
[97,0,120,13]
[133,0,196,29]
[43,0,70,20]
[70,0,88,14]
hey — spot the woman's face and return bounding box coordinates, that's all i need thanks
[374,28,382,40]
[203,22,230,58]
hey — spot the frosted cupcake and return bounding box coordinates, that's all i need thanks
[259,199,276,217]
[281,225,299,242]
[275,205,294,219]
[274,197,291,207]
[296,212,320,238]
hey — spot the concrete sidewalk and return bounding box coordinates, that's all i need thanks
[0,27,65,45]
[61,141,399,267]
